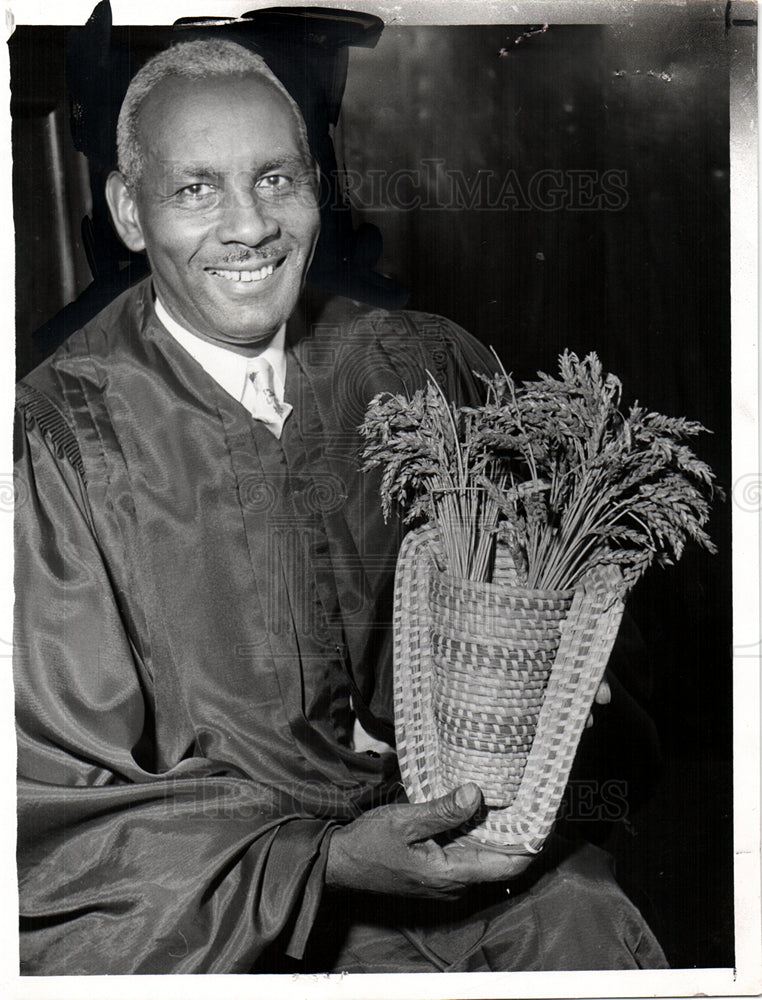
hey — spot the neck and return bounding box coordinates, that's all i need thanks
[153,294,281,357]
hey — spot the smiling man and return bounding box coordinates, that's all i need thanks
[107,63,320,351]
[14,39,668,975]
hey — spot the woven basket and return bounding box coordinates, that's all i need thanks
[393,524,625,854]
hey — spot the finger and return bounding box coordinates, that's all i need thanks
[594,678,611,706]
[443,841,534,883]
[586,712,594,728]
[400,784,482,843]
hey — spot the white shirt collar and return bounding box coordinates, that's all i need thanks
[154,296,288,405]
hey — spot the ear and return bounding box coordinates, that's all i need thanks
[105,171,146,253]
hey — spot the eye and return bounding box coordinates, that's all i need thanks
[254,174,294,198]
[176,183,218,203]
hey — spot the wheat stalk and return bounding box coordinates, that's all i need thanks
[359,351,721,590]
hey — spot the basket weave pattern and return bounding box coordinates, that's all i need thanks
[429,571,573,806]
[393,524,625,853]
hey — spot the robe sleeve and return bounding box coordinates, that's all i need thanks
[14,408,338,975]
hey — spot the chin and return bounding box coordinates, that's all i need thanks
[215,319,283,348]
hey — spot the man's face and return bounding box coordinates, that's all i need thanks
[120,74,320,351]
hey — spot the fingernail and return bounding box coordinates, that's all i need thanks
[455,784,473,808]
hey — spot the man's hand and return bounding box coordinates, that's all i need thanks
[325,783,532,898]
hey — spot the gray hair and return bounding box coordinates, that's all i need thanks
[116,38,311,189]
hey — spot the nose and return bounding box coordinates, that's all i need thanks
[215,188,280,247]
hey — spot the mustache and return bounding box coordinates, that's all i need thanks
[213,248,287,265]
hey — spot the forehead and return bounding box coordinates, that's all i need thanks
[137,73,304,170]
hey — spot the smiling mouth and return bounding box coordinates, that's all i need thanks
[206,258,285,283]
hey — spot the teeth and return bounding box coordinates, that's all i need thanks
[209,264,275,282]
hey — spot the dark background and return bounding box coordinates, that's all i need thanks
[10,4,736,969]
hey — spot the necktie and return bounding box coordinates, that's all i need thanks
[241,356,292,438]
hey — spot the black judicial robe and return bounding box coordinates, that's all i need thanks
[14,279,495,974]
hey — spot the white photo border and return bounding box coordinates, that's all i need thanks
[1,2,758,998]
